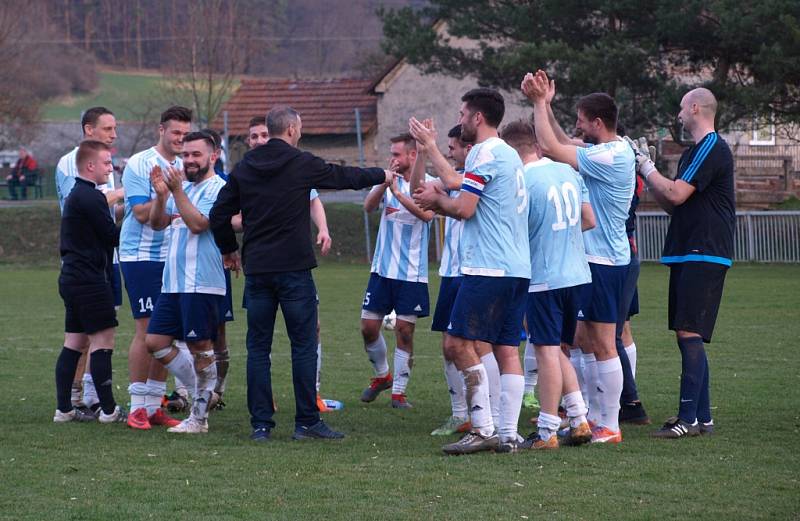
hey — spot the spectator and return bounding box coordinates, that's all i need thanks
[6,147,39,200]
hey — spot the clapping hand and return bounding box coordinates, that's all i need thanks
[521,70,550,102]
[150,165,169,198]
[409,117,437,151]
[164,165,184,192]
[412,181,446,212]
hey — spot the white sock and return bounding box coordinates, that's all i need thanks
[128,381,148,412]
[582,352,601,425]
[562,390,589,428]
[162,349,197,398]
[624,343,637,378]
[316,342,322,394]
[498,374,524,443]
[480,352,501,429]
[523,340,538,393]
[174,376,188,398]
[570,348,586,400]
[537,412,561,441]
[145,379,167,416]
[597,357,623,432]
[82,373,98,407]
[444,359,467,418]
[391,349,412,395]
[462,364,493,436]
[193,351,217,421]
[365,335,389,377]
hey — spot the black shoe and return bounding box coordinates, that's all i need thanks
[292,420,345,440]
[619,402,651,425]
[650,416,699,439]
[698,420,714,435]
[250,427,271,442]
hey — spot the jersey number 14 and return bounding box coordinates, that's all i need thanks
[547,182,580,231]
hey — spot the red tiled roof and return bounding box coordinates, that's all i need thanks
[213,78,377,136]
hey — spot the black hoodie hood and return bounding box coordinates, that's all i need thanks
[242,138,303,176]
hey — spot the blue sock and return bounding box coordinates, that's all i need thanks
[55,347,82,412]
[677,336,705,424]
[696,350,711,423]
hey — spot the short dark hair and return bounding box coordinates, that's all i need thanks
[500,119,537,154]
[183,131,216,151]
[266,105,300,136]
[76,140,110,171]
[81,107,114,134]
[200,128,222,150]
[576,93,617,131]
[249,116,265,129]
[461,88,505,128]
[447,124,475,145]
[160,105,193,125]
[389,133,415,150]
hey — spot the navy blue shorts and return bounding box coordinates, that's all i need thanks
[432,276,461,331]
[147,292,222,342]
[578,263,629,324]
[628,288,639,318]
[219,269,234,322]
[110,262,122,308]
[527,285,586,346]
[668,262,727,343]
[448,275,528,346]
[120,261,165,319]
[362,273,429,317]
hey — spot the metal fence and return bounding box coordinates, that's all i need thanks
[636,211,800,263]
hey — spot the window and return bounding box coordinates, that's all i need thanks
[750,115,775,145]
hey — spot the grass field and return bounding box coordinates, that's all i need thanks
[41,69,238,122]
[1,263,798,520]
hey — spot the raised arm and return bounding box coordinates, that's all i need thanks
[522,71,579,170]
[409,117,462,191]
[124,162,156,224]
[625,136,695,215]
[210,172,242,254]
[162,166,209,234]
[413,182,478,220]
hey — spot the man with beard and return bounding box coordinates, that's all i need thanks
[522,70,634,444]
[359,133,435,409]
[414,88,530,454]
[144,131,228,433]
[119,106,191,431]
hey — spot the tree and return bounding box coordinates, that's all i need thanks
[379,0,800,141]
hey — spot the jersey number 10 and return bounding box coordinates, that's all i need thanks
[547,182,580,231]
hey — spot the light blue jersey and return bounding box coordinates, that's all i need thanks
[162,175,227,295]
[119,147,183,262]
[524,158,591,292]
[460,137,530,279]
[55,147,116,212]
[310,189,319,200]
[575,139,635,266]
[56,146,120,264]
[370,175,434,283]
[439,175,464,278]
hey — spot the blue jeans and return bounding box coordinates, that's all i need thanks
[245,270,319,430]
[616,251,641,403]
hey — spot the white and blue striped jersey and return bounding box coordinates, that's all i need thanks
[119,147,183,262]
[56,147,116,212]
[370,175,434,283]
[460,137,530,279]
[162,175,227,295]
[575,139,635,266]
[439,173,464,278]
[56,146,120,264]
[524,158,591,292]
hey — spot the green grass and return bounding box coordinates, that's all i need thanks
[1,263,798,520]
[42,70,172,122]
[41,69,239,122]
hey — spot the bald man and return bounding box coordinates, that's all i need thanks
[628,88,735,439]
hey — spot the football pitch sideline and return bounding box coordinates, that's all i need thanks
[0,263,798,520]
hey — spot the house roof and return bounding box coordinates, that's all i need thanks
[213,78,377,136]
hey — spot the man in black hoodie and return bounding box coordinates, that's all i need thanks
[210,105,393,442]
